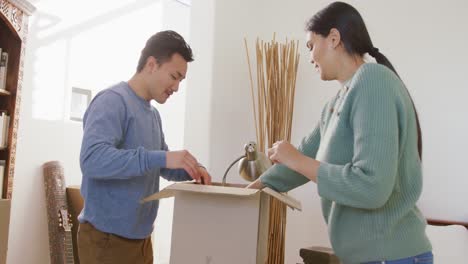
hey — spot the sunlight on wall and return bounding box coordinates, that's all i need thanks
[32,41,68,120]
[68,5,164,99]
[31,0,165,121]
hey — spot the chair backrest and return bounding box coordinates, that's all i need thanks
[426,224,468,263]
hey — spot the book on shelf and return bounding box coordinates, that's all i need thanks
[0,112,9,148]
[0,47,2,90]
[0,50,8,91]
[0,160,4,197]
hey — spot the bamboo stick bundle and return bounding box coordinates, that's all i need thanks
[244,35,300,264]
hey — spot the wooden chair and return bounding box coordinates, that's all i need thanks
[66,185,84,264]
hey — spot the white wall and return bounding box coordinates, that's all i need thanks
[186,0,468,263]
[152,1,192,263]
[8,0,190,263]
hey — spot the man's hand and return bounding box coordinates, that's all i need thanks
[197,166,212,185]
[166,150,202,181]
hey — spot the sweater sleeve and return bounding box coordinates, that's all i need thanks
[317,66,400,209]
[80,91,166,180]
[260,124,321,192]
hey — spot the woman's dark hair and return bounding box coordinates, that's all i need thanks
[136,30,194,72]
[306,2,423,160]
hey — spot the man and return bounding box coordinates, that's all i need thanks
[77,30,211,264]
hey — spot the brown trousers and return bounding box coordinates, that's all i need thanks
[77,222,153,264]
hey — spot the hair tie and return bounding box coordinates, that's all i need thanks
[369,47,380,57]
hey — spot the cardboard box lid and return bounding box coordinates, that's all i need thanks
[142,182,301,210]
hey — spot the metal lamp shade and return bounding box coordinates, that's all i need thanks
[222,142,272,185]
[238,152,271,182]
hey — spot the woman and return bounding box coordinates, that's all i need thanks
[247,2,433,263]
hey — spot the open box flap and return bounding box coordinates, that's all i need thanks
[141,182,260,203]
[262,187,302,211]
[141,186,178,203]
[141,183,302,211]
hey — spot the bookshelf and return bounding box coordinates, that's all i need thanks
[0,0,35,199]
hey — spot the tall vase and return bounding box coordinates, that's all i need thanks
[244,36,300,264]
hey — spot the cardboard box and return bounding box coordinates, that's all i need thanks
[143,182,301,264]
[0,199,11,264]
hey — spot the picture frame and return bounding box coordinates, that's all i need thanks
[70,87,92,122]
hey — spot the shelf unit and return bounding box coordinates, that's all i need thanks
[0,0,35,199]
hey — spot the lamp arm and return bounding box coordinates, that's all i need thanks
[222,155,246,186]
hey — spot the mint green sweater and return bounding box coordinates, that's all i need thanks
[260,63,432,263]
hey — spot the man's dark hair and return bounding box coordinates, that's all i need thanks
[136,30,194,72]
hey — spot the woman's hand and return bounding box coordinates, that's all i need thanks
[268,140,321,183]
[267,140,302,167]
[246,178,264,189]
